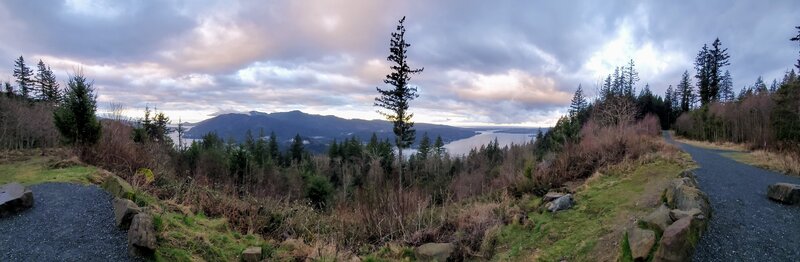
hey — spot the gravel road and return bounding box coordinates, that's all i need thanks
[0,183,140,261]
[664,132,800,261]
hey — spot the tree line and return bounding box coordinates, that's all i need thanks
[674,26,800,152]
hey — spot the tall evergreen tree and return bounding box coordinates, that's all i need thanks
[268,131,279,161]
[678,70,694,112]
[695,39,730,105]
[708,38,730,102]
[374,16,423,194]
[601,75,612,99]
[53,73,101,146]
[290,134,304,163]
[695,44,712,105]
[753,76,768,94]
[769,79,779,93]
[35,60,60,103]
[12,56,33,99]
[568,84,588,117]
[624,59,639,97]
[791,26,800,70]
[417,132,431,160]
[433,135,444,156]
[719,70,734,101]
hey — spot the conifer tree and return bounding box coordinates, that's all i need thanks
[35,60,60,103]
[433,135,444,156]
[624,59,639,97]
[53,73,101,146]
[719,70,734,101]
[374,16,423,195]
[417,132,431,160]
[791,26,800,70]
[678,70,694,112]
[268,131,279,161]
[290,134,304,163]
[568,84,587,117]
[13,56,33,99]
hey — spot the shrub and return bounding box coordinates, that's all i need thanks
[305,175,334,210]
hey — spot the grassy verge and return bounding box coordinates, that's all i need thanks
[672,135,800,177]
[672,136,748,152]
[491,153,689,261]
[0,155,95,185]
[152,210,273,261]
[723,150,800,176]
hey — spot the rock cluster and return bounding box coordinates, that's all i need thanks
[103,173,156,258]
[0,182,34,217]
[625,170,711,262]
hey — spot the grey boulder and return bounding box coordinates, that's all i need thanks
[415,243,455,262]
[546,194,574,212]
[128,213,157,257]
[0,182,34,217]
[767,183,800,205]
[113,197,141,229]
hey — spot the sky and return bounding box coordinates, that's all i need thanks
[0,0,798,126]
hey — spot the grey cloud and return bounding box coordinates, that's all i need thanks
[1,0,798,125]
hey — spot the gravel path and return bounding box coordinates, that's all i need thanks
[664,132,800,261]
[0,183,140,261]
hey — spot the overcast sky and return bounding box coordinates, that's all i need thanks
[1,0,798,126]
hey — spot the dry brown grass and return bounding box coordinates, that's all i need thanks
[674,134,800,176]
[725,150,800,177]
[673,135,748,151]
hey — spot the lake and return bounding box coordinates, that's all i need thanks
[171,127,535,157]
[402,130,535,157]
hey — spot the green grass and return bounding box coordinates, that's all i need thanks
[154,208,272,262]
[492,159,684,261]
[0,156,95,185]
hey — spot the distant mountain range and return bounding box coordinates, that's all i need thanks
[184,110,489,152]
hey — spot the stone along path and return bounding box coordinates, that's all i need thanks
[0,183,139,261]
[664,132,800,261]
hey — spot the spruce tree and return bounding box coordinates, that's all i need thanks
[417,132,431,160]
[695,44,712,105]
[433,135,444,156]
[708,38,730,101]
[791,26,800,70]
[35,60,60,103]
[53,73,101,146]
[754,76,768,94]
[624,59,639,97]
[678,70,694,112]
[268,131,279,161]
[719,70,734,101]
[290,134,304,163]
[12,56,33,99]
[374,16,423,195]
[568,84,587,117]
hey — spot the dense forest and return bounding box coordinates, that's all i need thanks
[2,19,798,260]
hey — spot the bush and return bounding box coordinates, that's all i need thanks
[305,175,334,210]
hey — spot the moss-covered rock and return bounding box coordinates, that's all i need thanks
[653,216,704,262]
[102,175,134,200]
